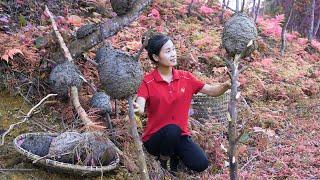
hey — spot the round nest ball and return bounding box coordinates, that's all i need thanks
[110,0,136,16]
[21,135,54,157]
[96,46,143,99]
[48,131,83,163]
[90,91,112,114]
[49,61,83,96]
[80,132,117,166]
[222,13,258,58]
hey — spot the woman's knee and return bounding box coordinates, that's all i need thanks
[183,155,208,172]
[188,156,208,172]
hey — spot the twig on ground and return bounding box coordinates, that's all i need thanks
[0,94,57,146]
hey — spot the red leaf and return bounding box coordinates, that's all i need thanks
[260,58,273,68]
[199,5,214,15]
[148,9,160,20]
[1,48,24,63]
[67,15,82,27]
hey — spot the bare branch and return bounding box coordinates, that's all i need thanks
[45,6,105,130]
[0,94,57,146]
[128,96,150,179]
[52,0,153,63]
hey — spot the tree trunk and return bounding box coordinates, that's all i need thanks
[241,0,245,12]
[280,0,295,55]
[251,0,256,17]
[313,17,320,38]
[127,96,149,180]
[187,0,194,17]
[254,0,261,23]
[51,0,153,63]
[227,54,241,180]
[308,0,315,42]
[220,0,226,23]
[236,0,240,12]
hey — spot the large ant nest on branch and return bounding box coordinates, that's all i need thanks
[222,13,258,58]
[90,91,112,114]
[110,0,137,16]
[96,45,143,99]
[49,61,83,95]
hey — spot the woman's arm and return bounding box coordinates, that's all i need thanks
[199,82,231,97]
[134,96,146,115]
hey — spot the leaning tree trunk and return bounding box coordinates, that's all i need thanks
[308,0,315,43]
[280,0,295,55]
[251,0,256,17]
[220,0,226,23]
[314,17,320,37]
[254,0,260,23]
[52,0,153,63]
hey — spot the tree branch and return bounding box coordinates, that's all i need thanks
[52,0,153,63]
[128,96,150,180]
[45,6,105,130]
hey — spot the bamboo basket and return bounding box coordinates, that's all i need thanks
[191,90,230,122]
[13,132,120,176]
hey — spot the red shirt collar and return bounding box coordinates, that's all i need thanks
[152,68,180,82]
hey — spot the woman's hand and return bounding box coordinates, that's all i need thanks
[133,96,146,115]
[133,102,143,114]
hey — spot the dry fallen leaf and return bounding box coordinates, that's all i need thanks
[67,15,82,27]
[1,48,24,62]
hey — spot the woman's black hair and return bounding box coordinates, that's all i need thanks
[144,34,171,63]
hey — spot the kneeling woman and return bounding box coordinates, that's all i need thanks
[134,34,230,173]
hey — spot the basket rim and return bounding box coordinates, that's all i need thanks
[13,132,120,173]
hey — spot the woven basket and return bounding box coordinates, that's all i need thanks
[13,132,120,176]
[191,90,230,122]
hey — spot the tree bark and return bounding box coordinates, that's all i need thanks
[220,0,226,23]
[241,0,245,12]
[313,17,320,38]
[128,96,149,180]
[236,0,240,12]
[308,0,315,42]
[254,0,261,23]
[280,0,295,55]
[51,0,153,63]
[225,54,241,180]
[251,0,256,17]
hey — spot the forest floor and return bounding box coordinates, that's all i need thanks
[0,0,319,179]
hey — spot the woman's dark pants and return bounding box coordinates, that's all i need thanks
[143,124,208,172]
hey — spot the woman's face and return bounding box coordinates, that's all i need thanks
[154,40,177,67]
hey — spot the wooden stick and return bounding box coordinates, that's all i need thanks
[45,6,104,130]
[0,94,57,146]
[128,96,149,180]
[134,30,152,61]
